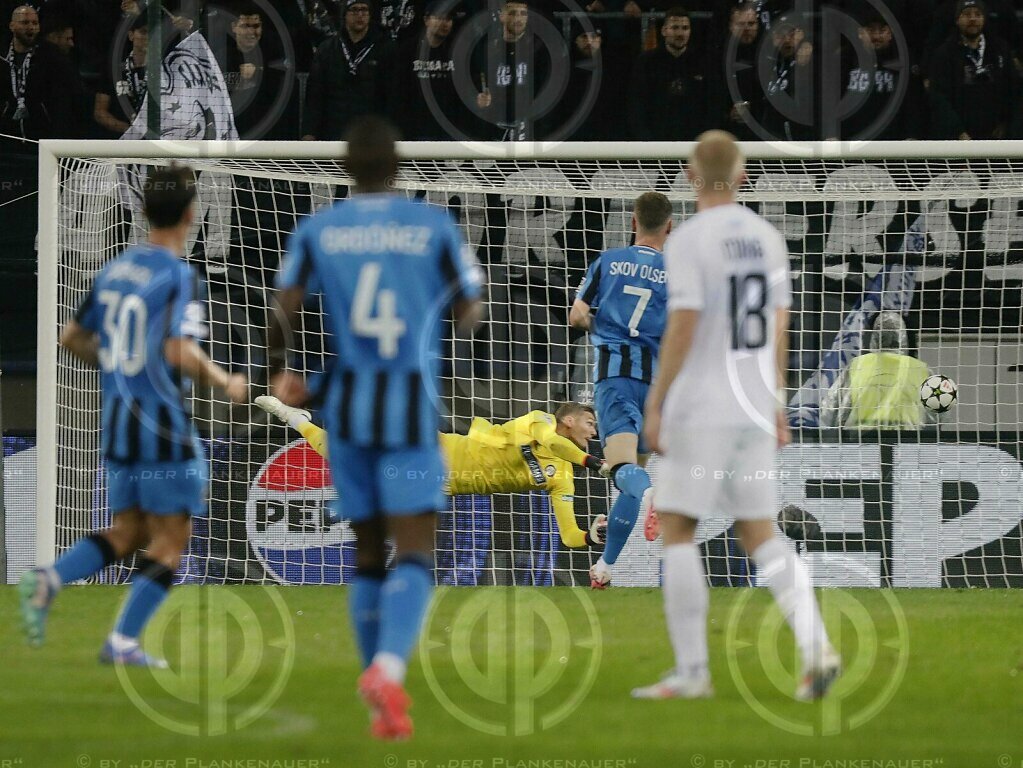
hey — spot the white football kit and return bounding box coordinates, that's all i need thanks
[656,203,792,520]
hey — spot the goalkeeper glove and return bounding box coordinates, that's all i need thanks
[585,514,608,546]
[584,455,611,477]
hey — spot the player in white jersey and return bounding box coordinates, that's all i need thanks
[634,131,841,701]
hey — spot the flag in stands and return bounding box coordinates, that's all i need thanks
[117,32,236,260]
[122,31,237,141]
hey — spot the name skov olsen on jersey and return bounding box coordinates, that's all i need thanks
[607,261,666,283]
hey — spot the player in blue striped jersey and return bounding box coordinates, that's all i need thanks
[19,166,249,665]
[570,192,672,588]
[268,117,484,741]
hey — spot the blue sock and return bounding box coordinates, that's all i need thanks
[114,557,174,640]
[613,463,652,499]
[603,492,641,565]
[376,555,434,662]
[602,464,653,566]
[349,570,385,668]
[52,533,117,584]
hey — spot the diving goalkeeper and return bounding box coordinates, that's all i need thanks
[255,396,609,548]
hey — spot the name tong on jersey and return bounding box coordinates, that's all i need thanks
[319,224,433,255]
[723,237,765,260]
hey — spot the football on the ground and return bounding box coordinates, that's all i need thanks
[920,374,957,412]
[777,504,823,543]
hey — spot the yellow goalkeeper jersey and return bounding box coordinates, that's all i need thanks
[439,411,591,548]
[293,411,593,548]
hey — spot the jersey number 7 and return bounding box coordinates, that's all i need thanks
[622,285,652,339]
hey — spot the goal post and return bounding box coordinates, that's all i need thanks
[33,139,1023,588]
[36,143,60,572]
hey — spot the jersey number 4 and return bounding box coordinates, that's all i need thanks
[352,263,407,359]
[729,273,767,350]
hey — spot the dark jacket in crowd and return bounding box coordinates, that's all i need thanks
[709,0,790,35]
[472,33,557,141]
[222,42,298,140]
[0,41,77,141]
[304,28,395,140]
[629,45,710,140]
[557,33,628,142]
[838,41,925,140]
[927,33,1016,139]
[390,32,466,140]
[758,47,818,141]
[925,0,1019,68]
[714,34,765,140]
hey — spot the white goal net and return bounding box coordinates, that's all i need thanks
[34,140,1023,588]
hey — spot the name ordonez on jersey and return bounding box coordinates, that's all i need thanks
[318,224,433,255]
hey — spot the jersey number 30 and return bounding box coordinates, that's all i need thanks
[97,290,147,375]
[352,263,407,359]
[729,273,767,350]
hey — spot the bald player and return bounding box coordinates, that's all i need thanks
[635,131,840,701]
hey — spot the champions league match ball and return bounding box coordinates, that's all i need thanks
[920,374,958,413]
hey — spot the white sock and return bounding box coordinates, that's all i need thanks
[752,537,831,669]
[287,413,309,430]
[42,566,62,593]
[662,543,709,681]
[108,631,139,652]
[373,651,407,684]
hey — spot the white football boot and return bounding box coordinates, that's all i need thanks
[589,558,612,590]
[795,646,843,701]
[631,672,714,700]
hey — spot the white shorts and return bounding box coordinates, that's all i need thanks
[653,425,779,520]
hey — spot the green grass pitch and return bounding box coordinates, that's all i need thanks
[2,586,1020,767]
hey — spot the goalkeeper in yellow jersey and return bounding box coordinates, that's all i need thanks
[255,397,609,548]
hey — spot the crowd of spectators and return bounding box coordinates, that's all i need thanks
[3,0,1023,145]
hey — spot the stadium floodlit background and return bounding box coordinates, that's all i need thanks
[1,0,1022,765]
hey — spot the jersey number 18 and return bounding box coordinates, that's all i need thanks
[729,272,767,350]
